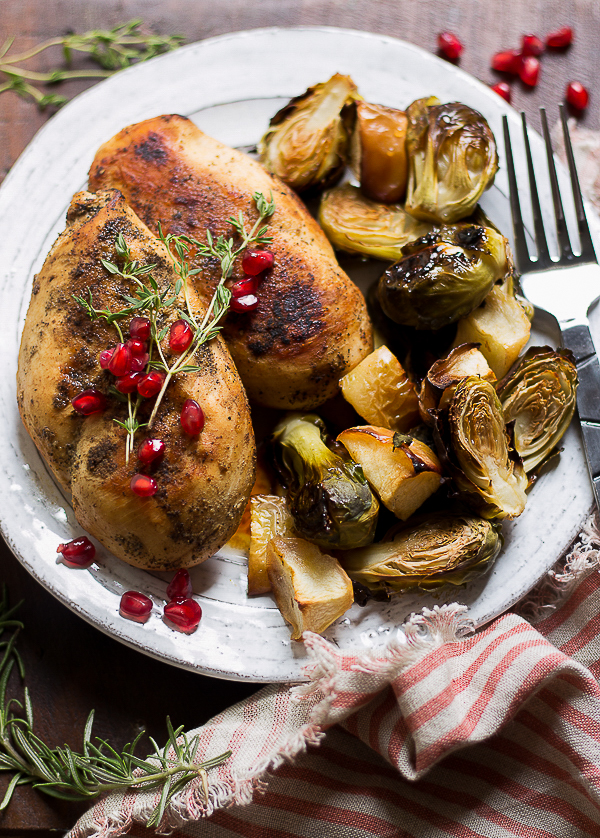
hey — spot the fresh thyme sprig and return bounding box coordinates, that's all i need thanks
[0,20,183,109]
[0,588,230,827]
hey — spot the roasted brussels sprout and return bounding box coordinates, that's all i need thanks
[339,512,502,593]
[259,74,357,192]
[318,184,432,261]
[350,101,409,203]
[434,376,528,519]
[405,97,498,223]
[272,413,379,549]
[497,346,578,472]
[377,223,510,330]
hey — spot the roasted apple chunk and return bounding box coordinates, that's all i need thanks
[266,537,354,640]
[337,426,442,520]
[339,345,420,432]
[248,495,295,596]
[419,343,496,425]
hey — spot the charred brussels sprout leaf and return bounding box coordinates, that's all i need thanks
[377,223,510,330]
[497,346,578,472]
[405,97,499,223]
[272,413,379,549]
[259,74,357,193]
[318,184,432,261]
[339,512,502,593]
[434,376,528,519]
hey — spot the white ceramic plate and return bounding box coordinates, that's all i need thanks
[0,27,595,683]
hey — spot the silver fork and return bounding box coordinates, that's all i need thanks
[503,106,600,508]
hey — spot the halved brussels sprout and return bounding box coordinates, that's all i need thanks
[405,97,498,223]
[497,346,578,472]
[350,101,409,203]
[339,512,502,593]
[419,343,496,424]
[434,376,528,519]
[318,184,432,261]
[272,413,379,549]
[377,223,510,330]
[259,74,357,192]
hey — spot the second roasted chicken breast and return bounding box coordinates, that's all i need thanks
[88,114,373,410]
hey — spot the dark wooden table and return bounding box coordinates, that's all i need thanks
[1,0,600,833]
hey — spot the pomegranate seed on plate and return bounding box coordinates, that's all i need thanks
[138,438,165,465]
[137,371,165,398]
[115,372,144,394]
[130,353,149,372]
[180,399,205,435]
[72,389,107,415]
[231,276,258,297]
[108,343,133,377]
[120,591,153,623]
[230,293,259,314]
[491,81,512,103]
[491,49,522,74]
[566,81,589,110]
[129,317,151,341]
[522,34,544,56]
[57,536,96,567]
[130,473,158,497]
[99,348,114,369]
[126,338,147,357]
[437,31,463,60]
[167,568,193,600]
[520,56,540,86]
[241,249,274,276]
[546,26,573,48]
[169,319,194,352]
[163,598,202,633]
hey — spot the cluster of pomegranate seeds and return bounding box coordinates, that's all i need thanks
[228,248,274,316]
[130,473,158,497]
[180,399,205,435]
[164,598,202,633]
[169,319,194,352]
[71,389,107,415]
[57,536,96,567]
[437,32,463,61]
[120,591,153,623]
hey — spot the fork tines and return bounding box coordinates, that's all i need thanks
[502,106,597,271]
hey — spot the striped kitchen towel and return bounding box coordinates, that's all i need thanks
[69,515,600,837]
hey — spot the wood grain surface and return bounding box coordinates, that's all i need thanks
[1,0,600,833]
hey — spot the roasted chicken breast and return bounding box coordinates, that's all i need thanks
[17,189,255,570]
[88,114,373,409]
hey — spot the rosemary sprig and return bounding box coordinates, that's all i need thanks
[0,20,183,109]
[0,588,230,826]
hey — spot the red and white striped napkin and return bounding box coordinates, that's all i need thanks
[68,514,600,838]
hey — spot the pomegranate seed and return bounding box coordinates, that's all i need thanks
[72,389,107,415]
[57,536,95,567]
[437,31,463,61]
[127,338,147,357]
[566,81,589,110]
[130,317,151,341]
[231,276,258,297]
[546,26,573,48]
[130,473,158,497]
[491,81,512,103]
[522,34,544,56]
[169,320,194,352]
[138,438,165,465]
[99,348,114,369]
[241,249,274,276]
[163,598,202,633]
[180,399,205,435]
[230,293,259,314]
[115,372,144,394]
[108,343,133,377]
[130,353,149,372]
[137,371,165,398]
[120,591,153,623]
[491,49,523,74]
[167,568,193,600]
[520,56,540,87]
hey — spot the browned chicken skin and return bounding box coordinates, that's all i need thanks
[17,189,255,570]
[88,115,373,409]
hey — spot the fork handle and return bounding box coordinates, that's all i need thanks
[561,322,600,509]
